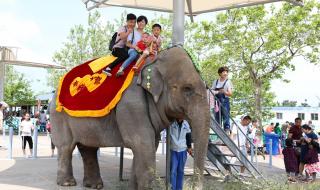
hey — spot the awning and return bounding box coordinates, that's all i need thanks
[82,0,303,14]
[2,60,66,69]
[81,0,303,45]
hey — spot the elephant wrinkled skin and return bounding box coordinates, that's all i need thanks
[50,47,210,190]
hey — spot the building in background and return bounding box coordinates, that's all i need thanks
[271,106,320,130]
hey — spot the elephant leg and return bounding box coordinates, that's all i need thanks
[56,144,76,186]
[132,145,156,190]
[128,156,138,190]
[77,144,103,189]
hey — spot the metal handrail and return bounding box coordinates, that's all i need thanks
[207,86,264,155]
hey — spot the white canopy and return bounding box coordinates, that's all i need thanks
[83,0,303,14]
[82,0,302,45]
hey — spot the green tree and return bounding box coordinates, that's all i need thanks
[47,11,117,88]
[281,100,297,107]
[194,0,320,126]
[4,65,35,106]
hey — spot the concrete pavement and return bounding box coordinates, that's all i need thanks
[0,135,291,189]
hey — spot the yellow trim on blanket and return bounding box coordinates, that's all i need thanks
[56,74,66,112]
[56,69,135,117]
[88,55,117,73]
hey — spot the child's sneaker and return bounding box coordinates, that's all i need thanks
[103,67,112,76]
[116,67,124,77]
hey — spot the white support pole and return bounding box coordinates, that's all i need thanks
[172,0,185,46]
[162,139,165,155]
[32,128,38,158]
[250,139,254,162]
[2,124,6,146]
[269,139,272,168]
[8,127,13,159]
[0,61,5,100]
[166,129,171,190]
[115,147,119,157]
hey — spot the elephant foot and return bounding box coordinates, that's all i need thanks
[83,177,104,189]
[57,177,77,186]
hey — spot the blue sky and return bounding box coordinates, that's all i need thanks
[1,0,319,106]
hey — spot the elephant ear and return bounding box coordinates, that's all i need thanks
[137,63,164,103]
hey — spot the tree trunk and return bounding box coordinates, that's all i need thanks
[253,79,263,130]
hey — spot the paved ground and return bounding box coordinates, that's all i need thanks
[0,134,314,189]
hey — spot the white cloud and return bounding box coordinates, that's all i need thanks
[0,12,53,93]
[0,12,40,47]
[0,12,53,63]
[271,57,320,106]
[0,0,16,5]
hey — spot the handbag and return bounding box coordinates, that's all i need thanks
[294,147,301,156]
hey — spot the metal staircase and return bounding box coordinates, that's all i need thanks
[204,89,264,179]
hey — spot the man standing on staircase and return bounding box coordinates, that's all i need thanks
[238,115,252,174]
[212,66,233,135]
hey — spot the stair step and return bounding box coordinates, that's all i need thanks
[209,142,227,146]
[204,165,219,171]
[236,173,253,178]
[223,162,243,167]
[212,152,235,157]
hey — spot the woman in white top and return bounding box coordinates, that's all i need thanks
[20,113,34,158]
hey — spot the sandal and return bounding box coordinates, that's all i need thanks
[288,177,297,182]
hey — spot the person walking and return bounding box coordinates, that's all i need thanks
[19,113,34,158]
[170,119,192,190]
[39,110,47,133]
[303,141,320,182]
[238,115,252,174]
[282,139,298,182]
[46,118,55,157]
[281,123,289,148]
[0,102,8,148]
[248,119,258,145]
[288,118,303,176]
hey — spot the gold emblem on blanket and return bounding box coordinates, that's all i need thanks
[69,73,107,96]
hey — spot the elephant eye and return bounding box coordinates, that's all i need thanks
[182,86,194,97]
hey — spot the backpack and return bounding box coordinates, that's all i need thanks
[109,32,119,51]
[109,26,134,51]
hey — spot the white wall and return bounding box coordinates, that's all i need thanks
[270,107,320,126]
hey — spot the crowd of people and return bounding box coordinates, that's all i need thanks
[9,111,55,158]
[280,118,320,183]
[262,118,320,183]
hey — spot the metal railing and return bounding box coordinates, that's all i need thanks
[207,87,264,164]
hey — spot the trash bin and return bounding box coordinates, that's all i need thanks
[264,133,280,155]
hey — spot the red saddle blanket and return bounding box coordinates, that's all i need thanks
[56,56,135,117]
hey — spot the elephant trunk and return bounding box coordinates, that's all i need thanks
[189,101,210,189]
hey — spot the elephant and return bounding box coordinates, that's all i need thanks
[50,47,210,190]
